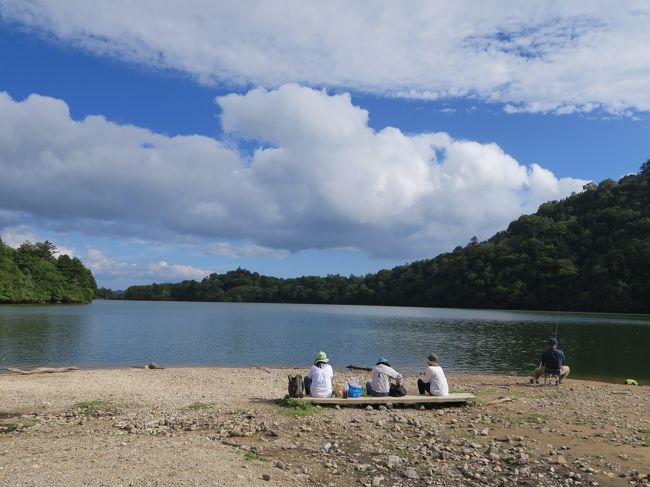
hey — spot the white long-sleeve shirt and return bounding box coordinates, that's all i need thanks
[420,365,449,396]
[371,364,402,394]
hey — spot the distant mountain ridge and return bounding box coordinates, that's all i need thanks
[118,161,650,313]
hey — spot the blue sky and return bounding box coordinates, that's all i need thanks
[0,2,648,289]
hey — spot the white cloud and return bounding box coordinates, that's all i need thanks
[1,1,649,114]
[0,225,37,248]
[52,245,75,258]
[0,86,587,260]
[86,248,212,286]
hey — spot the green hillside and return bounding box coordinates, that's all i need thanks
[0,240,97,304]
[119,161,650,313]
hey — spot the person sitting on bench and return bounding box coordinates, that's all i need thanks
[530,337,570,384]
[418,353,449,396]
[366,357,402,397]
[304,351,334,397]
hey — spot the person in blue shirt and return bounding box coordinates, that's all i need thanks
[530,337,570,384]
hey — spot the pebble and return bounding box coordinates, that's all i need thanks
[403,467,419,479]
[262,473,271,481]
[386,455,402,468]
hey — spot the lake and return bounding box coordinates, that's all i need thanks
[1,301,649,382]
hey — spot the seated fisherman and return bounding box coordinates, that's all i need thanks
[366,357,402,397]
[530,337,570,384]
[304,351,334,397]
[418,353,449,396]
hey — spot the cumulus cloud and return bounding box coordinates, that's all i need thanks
[0,86,587,260]
[0,225,38,248]
[86,248,212,286]
[1,1,649,114]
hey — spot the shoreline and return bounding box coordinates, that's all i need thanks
[1,367,648,486]
[2,364,645,386]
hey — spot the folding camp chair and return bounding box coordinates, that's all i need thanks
[544,367,561,386]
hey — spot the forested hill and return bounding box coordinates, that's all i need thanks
[0,240,97,304]
[120,162,650,313]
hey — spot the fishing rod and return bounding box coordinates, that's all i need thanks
[554,306,561,338]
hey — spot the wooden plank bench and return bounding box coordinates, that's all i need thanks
[291,392,475,406]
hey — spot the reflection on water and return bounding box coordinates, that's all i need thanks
[0,301,649,382]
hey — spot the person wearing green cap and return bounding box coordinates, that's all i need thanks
[304,351,334,397]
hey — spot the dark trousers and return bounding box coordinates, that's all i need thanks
[417,378,431,395]
[304,376,312,395]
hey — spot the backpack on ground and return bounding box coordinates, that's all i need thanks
[389,383,407,397]
[288,374,305,398]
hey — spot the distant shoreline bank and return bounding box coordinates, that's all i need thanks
[1,364,644,386]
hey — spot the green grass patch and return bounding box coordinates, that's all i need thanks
[243,451,267,461]
[277,397,319,417]
[76,400,116,415]
[112,430,128,436]
[187,401,215,410]
[0,420,17,433]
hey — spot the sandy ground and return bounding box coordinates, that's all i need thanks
[1,367,648,486]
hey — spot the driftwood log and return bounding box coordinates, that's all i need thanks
[7,366,79,375]
[346,364,372,371]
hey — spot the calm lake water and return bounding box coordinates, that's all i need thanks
[1,301,649,382]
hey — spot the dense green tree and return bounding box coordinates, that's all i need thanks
[0,240,96,304]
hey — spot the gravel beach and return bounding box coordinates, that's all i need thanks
[1,367,648,486]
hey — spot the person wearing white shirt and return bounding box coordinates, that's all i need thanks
[366,357,402,396]
[418,353,449,396]
[304,351,334,397]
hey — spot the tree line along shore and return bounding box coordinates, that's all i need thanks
[101,162,650,314]
[2,161,649,313]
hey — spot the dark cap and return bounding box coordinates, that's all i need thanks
[426,353,439,365]
[548,337,559,345]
